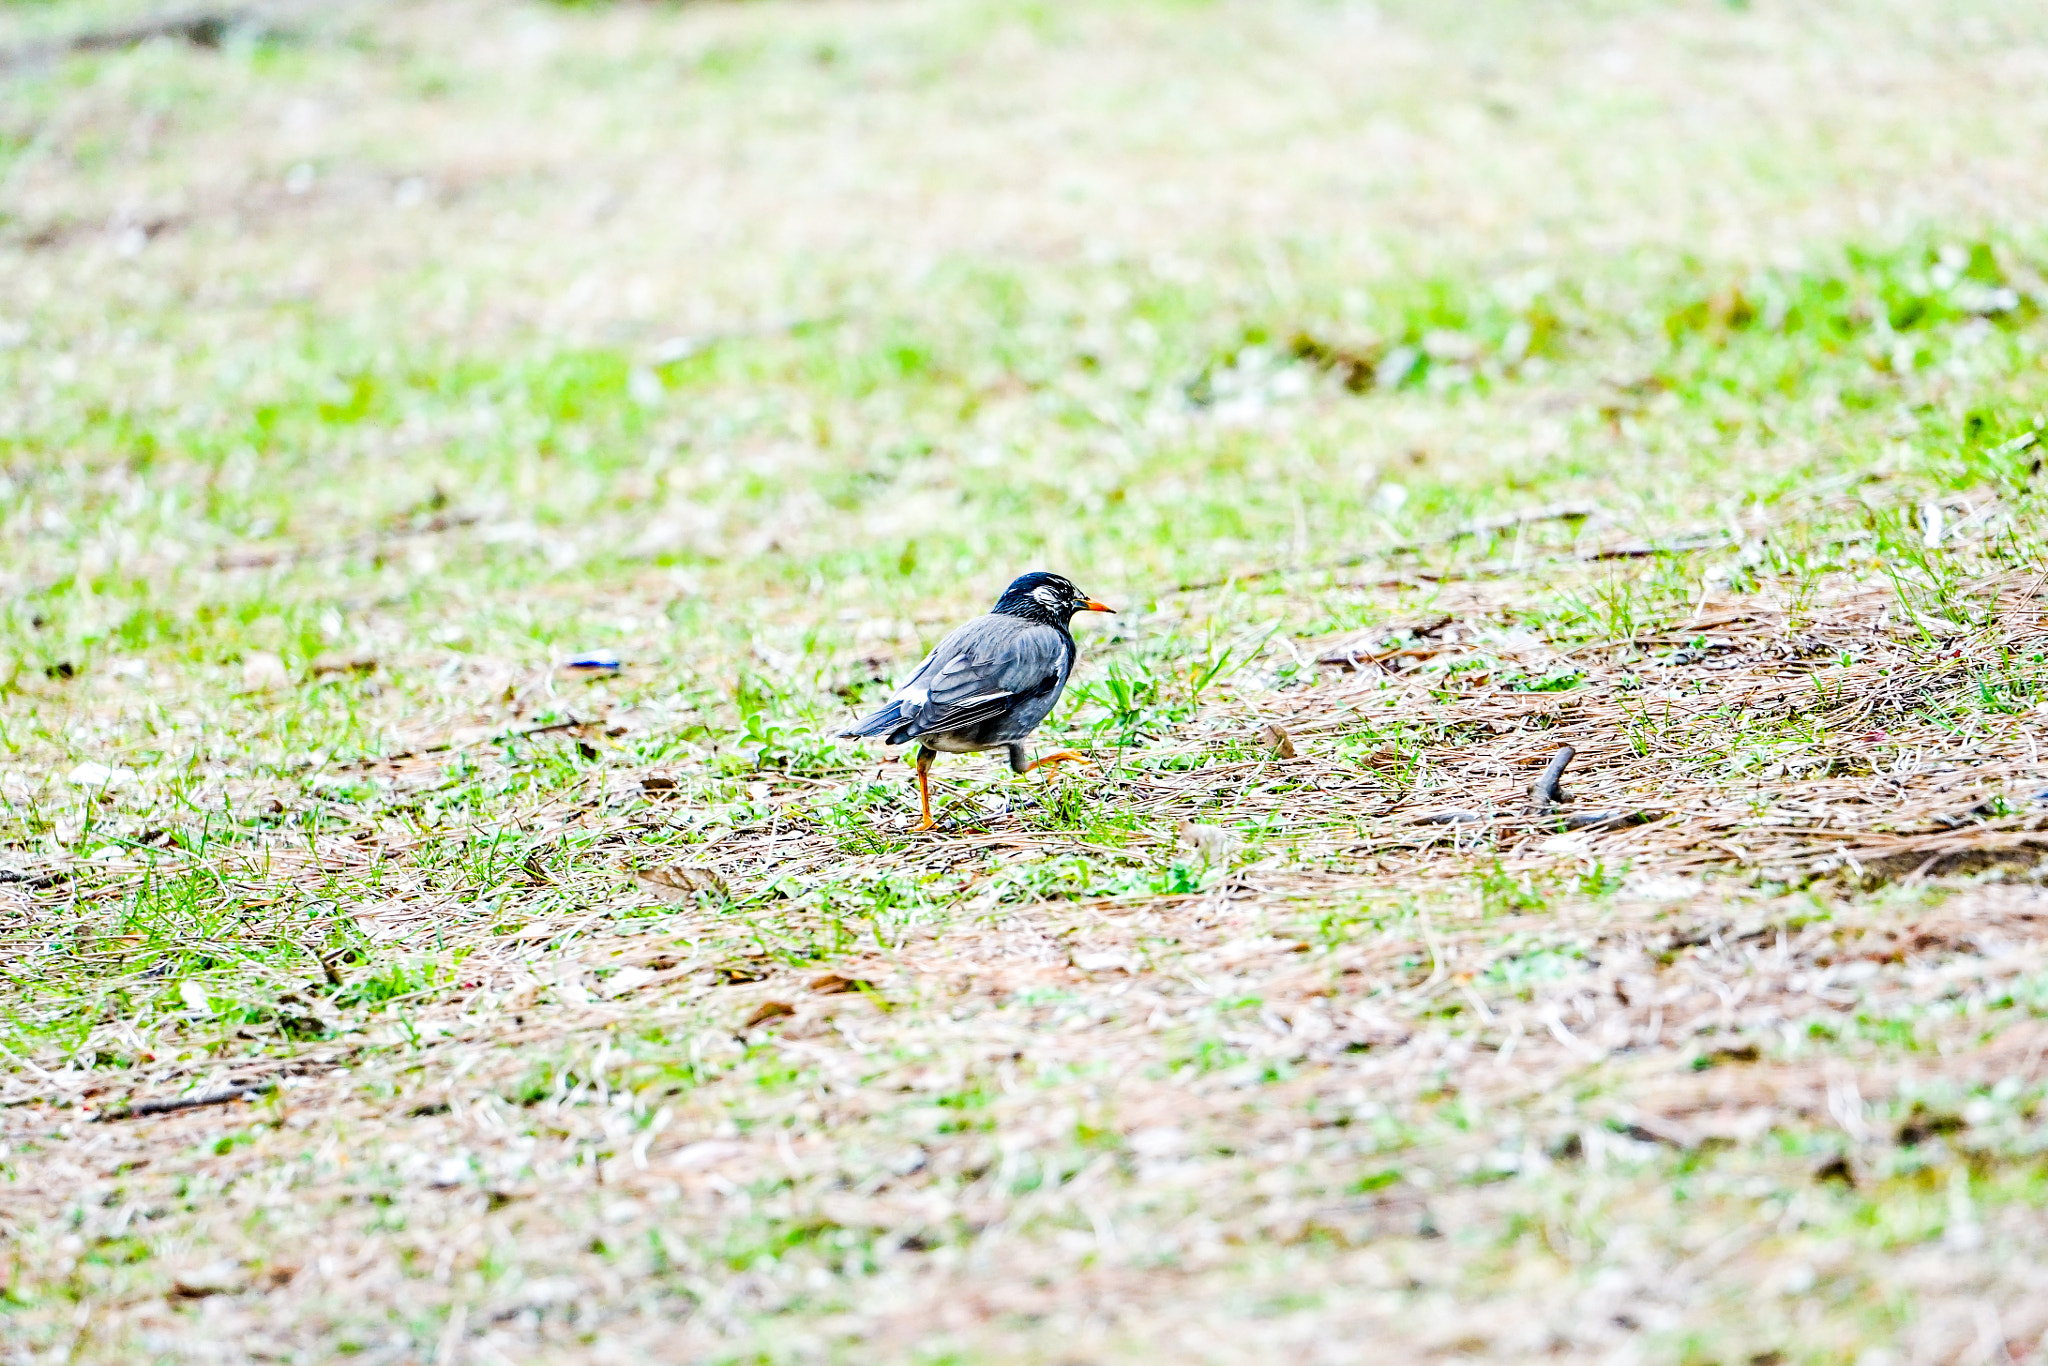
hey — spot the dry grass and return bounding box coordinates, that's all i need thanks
[15,515,2048,1362]
[7,1,2048,1363]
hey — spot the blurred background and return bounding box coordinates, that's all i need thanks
[2,0,2046,734]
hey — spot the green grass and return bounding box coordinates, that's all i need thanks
[7,0,2048,1361]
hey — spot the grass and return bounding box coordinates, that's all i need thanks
[6,0,2048,1361]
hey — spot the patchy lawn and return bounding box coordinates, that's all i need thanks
[6,1,2048,1361]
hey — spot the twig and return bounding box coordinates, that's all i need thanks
[1520,744,1655,830]
[1173,503,1600,593]
[1530,746,1576,812]
[71,10,243,52]
[354,716,586,768]
[215,511,480,572]
[1413,809,1492,826]
[1,7,275,74]
[93,1082,272,1122]
[1582,529,1734,561]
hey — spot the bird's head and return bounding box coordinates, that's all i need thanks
[992,571,1115,626]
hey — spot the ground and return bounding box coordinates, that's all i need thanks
[5,0,2048,1362]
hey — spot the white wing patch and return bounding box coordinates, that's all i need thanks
[898,684,929,708]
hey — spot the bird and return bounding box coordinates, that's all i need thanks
[839,571,1115,831]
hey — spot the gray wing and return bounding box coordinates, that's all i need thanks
[887,614,1071,742]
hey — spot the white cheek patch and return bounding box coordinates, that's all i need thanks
[1032,585,1064,609]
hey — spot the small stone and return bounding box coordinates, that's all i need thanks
[66,762,137,790]
[1175,819,1233,862]
[241,652,289,690]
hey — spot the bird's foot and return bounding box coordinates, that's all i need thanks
[913,817,937,833]
[1023,749,1093,776]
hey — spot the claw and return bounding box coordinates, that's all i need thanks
[1023,749,1093,776]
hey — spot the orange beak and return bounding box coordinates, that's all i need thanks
[1082,598,1116,614]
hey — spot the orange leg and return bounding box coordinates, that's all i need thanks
[1022,749,1093,776]
[914,748,936,831]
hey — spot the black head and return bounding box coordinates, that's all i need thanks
[991,571,1116,627]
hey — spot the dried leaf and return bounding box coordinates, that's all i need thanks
[808,973,870,995]
[605,966,658,995]
[742,1000,795,1029]
[670,1140,745,1171]
[1259,723,1298,759]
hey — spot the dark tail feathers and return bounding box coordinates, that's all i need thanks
[839,702,909,742]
